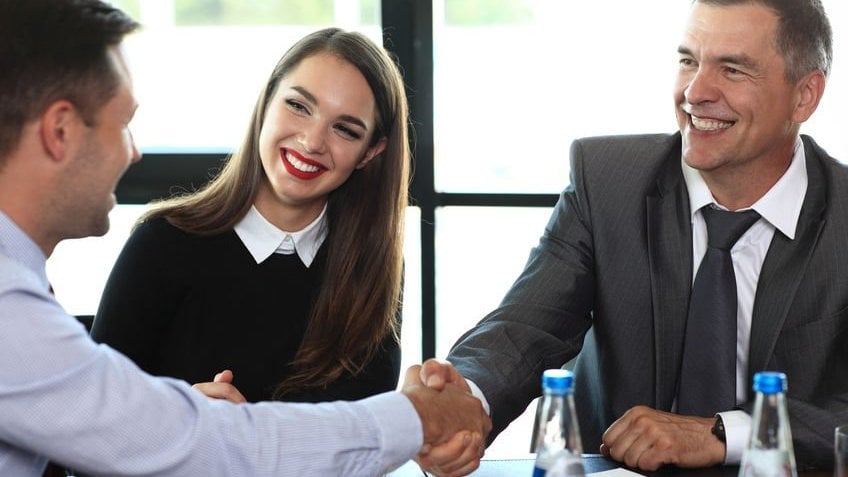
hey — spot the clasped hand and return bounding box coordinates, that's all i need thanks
[600,405,725,471]
[405,359,492,477]
[192,362,491,476]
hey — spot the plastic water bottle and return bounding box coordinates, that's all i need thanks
[531,369,585,477]
[738,372,797,477]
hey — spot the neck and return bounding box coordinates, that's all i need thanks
[253,185,325,232]
[701,146,796,212]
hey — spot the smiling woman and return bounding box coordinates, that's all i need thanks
[256,51,387,228]
[89,28,412,405]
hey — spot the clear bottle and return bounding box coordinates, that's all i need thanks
[738,372,797,477]
[531,369,585,477]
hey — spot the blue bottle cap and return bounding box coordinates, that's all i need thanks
[752,371,787,394]
[541,369,574,392]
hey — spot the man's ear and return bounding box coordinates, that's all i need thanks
[791,70,826,124]
[39,100,83,162]
[356,137,387,170]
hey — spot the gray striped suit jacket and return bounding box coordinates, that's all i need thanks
[448,133,848,470]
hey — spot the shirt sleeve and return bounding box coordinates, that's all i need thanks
[466,378,492,416]
[0,265,422,476]
[718,410,752,464]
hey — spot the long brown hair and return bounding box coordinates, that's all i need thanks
[140,28,410,395]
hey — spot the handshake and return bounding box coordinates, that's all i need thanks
[194,359,492,477]
[401,359,493,477]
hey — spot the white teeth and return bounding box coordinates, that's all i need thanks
[286,152,320,172]
[691,116,734,131]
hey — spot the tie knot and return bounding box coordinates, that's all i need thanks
[702,207,760,250]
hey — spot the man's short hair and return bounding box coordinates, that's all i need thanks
[695,0,833,82]
[0,0,139,161]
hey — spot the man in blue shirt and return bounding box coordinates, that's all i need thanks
[0,1,490,476]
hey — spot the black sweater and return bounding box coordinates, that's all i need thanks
[91,217,400,403]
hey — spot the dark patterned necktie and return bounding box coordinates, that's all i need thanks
[677,206,760,416]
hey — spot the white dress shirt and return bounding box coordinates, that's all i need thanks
[682,136,807,463]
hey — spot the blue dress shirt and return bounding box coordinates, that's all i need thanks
[0,211,421,476]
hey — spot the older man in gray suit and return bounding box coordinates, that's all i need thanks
[419,0,845,474]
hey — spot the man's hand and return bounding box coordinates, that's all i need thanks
[401,364,491,477]
[419,359,472,393]
[192,369,247,404]
[415,359,488,476]
[600,405,725,471]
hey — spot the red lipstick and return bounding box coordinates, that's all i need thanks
[280,148,326,180]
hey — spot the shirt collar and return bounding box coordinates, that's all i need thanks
[682,136,807,239]
[234,204,327,267]
[0,210,50,289]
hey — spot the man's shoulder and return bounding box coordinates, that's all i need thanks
[568,132,682,185]
[574,132,679,148]
[803,135,846,173]
[0,253,41,294]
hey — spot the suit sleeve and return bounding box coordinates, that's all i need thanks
[91,219,184,372]
[447,139,597,440]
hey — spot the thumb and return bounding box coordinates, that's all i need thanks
[420,359,451,390]
[213,369,234,383]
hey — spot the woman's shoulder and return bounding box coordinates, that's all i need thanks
[131,216,187,243]
[131,215,243,256]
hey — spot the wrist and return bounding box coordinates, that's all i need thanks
[711,415,728,463]
[711,415,726,443]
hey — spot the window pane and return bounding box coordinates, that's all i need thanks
[108,1,381,151]
[433,0,848,193]
[435,206,553,357]
[47,205,148,316]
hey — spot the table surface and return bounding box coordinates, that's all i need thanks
[387,454,833,477]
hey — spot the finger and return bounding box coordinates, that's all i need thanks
[403,364,424,389]
[443,451,482,477]
[422,432,484,477]
[416,431,469,468]
[420,359,451,391]
[602,413,631,450]
[620,431,653,469]
[604,420,644,465]
[213,369,234,383]
[192,382,247,404]
[633,446,668,472]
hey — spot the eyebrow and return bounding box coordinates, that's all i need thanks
[291,85,369,131]
[677,46,760,71]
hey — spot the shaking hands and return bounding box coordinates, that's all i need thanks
[402,359,492,477]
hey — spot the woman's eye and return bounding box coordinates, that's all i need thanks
[286,99,308,113]
[335,124,362,140]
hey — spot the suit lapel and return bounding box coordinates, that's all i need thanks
[646,139,693,411]
[748,137,827,380]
